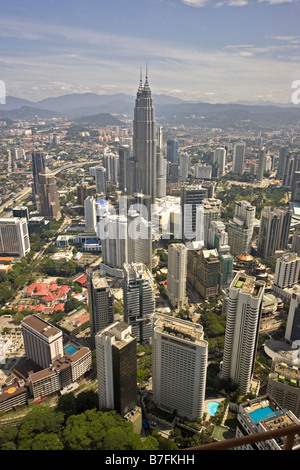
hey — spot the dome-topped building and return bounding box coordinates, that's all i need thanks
[233,252,268,282]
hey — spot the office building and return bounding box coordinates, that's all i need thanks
[257,147,267,182]
[167,139,178,163]
[277,147,289,178]
[127,209,152,269]
[77,182,95,206]
[156,149,167,198]
[273,252,300,289]
[95,322,137,416]
[181,184,208,241]
[152,313,208,421]
[133,70,157,203]
[21,314,64,370]
[197,198,222,248]
[12,206,29,220]
[208,220,228,249]
[0,217,30,258]
[227,200,255,256]
[95,166,107,195]
[84,196,97,232]
[167,243,187,309]
[87,269,114,348]
[214,147,226,177]
[123,263,155,345]
[100,214,128,270]
[179,152,190,180]
[194,164,212,180]
[38,167,61,221]
[32,150,45,200]
[118,145,130,192]
[187,248,220,299]
[222,272,265,394]
[232,142,246,174]
[257,207,292,259]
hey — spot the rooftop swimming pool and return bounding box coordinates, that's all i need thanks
[64,344,79,356]
[248,406,276,424]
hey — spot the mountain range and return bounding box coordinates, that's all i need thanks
[1,92,300,127]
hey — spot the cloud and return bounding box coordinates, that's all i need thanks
[257,0,296,4]
[181,0,210,6]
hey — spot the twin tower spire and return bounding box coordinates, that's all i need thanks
[138,64,150,95]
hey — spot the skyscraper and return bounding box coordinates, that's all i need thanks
[38,167,61,221]
[32,150,45,200]
[21,314,64,370]
[257,206,292,259]
[167,139,178,163]
[232,142,245,174]
[227,200,255,256]
[181,184,208,241]
[222,272,265,394]
[273,252,300,290]
[167,243,187,309]
[0,217,30,258]
[127,209,152,269]
[123,262,155,345]
[95,321,137,416]
[152,313,208,421]
[257,147,267,182]
[133,69,157,203]
[118,145,130,192]
[95,166,107,195]
[87,269,114,348]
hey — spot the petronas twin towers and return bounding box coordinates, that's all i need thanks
[132,68,158,203]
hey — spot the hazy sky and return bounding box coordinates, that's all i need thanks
[0,0,300,103]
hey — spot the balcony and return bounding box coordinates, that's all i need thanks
[185,423,300,450]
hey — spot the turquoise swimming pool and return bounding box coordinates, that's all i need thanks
[249,406,276,424]
[206,401,220,416]
[64,344,79,355]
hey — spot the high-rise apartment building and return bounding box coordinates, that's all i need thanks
[123,263,155,345]
[152,313,208,421]
[32,150,45,200]
[282,153,300,189]
[273,252,300,289]
[0,217,30,258]
[21,314,64,369]
[227,200,255,256]
[95,321,137,416]
[87,269,114,348]
[257,207,292,259]
[103,154,118,185]
[222,272,265,394]
[38,167,61,221]
[232,142,246,174]
[285,293,300,344]
[167,243,187,309]
[133,71,157,203]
